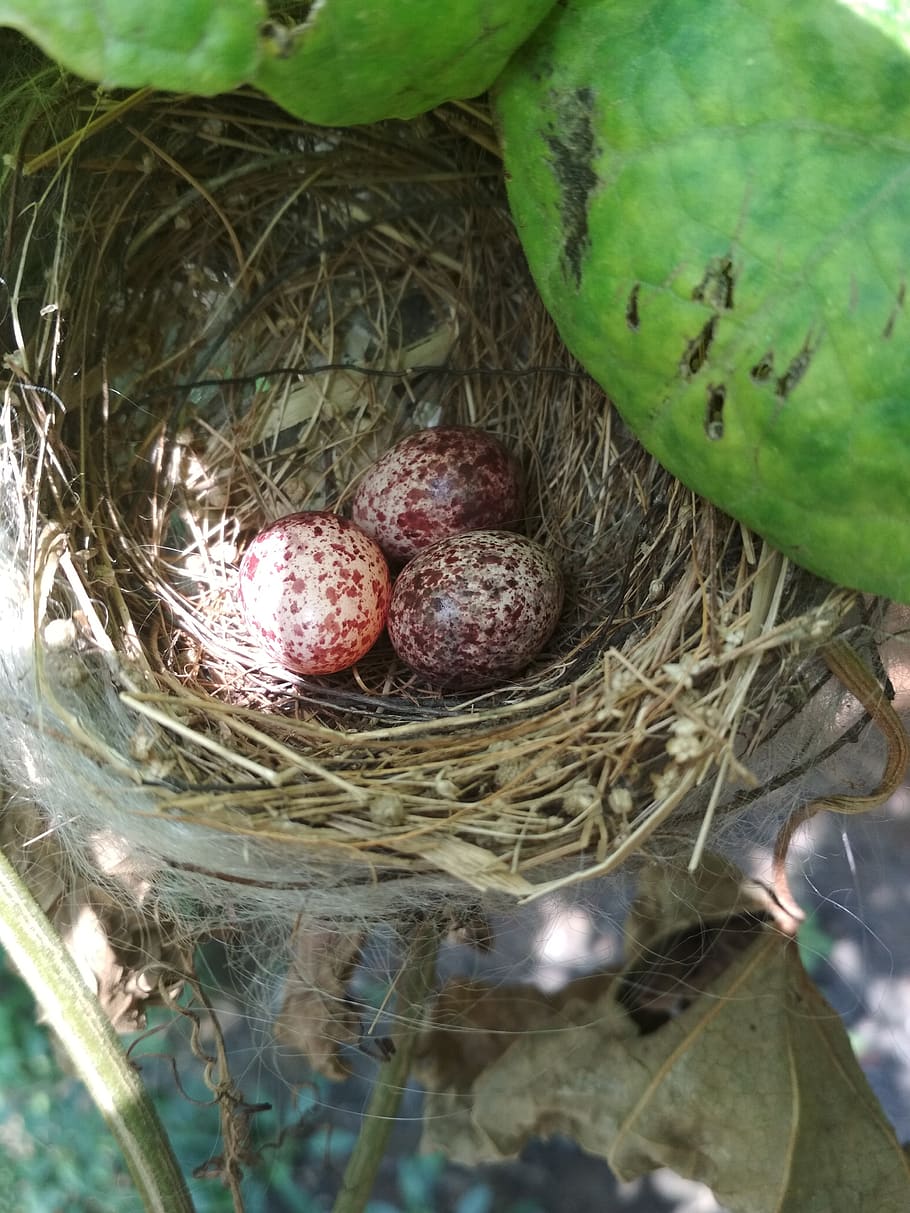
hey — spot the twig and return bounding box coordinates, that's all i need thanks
[21,88,154,175]
[0,846,193,1213]
[332,920,440,1213]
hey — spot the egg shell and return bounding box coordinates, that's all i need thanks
[387,530,563,690]
[239,512,391,675]
[351,425,524,564]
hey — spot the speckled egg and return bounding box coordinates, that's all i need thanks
[351,426,524,564]
[239,512,391,675]
[387,530,563,690]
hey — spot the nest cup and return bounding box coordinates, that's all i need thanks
[0,64,867,975]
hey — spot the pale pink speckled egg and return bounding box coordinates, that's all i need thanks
[351,426,524,564]
[387,530,563,690]
[239,512,391,675]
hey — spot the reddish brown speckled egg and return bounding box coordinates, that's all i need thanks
[387,530,563,690]
[239,512,391,675]
[351,426,524,564]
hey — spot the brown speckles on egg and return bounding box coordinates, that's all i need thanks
[351,426,524,564]
[387,531,563,690]
[239,512,390,675]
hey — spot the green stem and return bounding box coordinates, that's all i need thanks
[0,844,194,1213]
[332,922,440,1213]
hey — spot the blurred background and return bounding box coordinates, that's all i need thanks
[0,775,907,1213]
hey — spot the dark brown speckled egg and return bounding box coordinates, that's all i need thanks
[351,426,524,564]
[239,512,390,675]
[387,530,563,690]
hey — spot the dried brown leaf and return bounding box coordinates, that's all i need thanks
[445,904,495,954]
[53,883,183,1033]
[273,927,364,1080]
[423,858,910,1212]
[417,970,616,1161]
[616,853,776,1031]
[2,803,183,1035]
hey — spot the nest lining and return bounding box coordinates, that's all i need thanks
[0,75,863,915]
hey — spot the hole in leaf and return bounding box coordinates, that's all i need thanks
[692,254,735,311]
[626,283,640,330]
[883,279,906,339]
[704,384,726,440]
[775,332,817,399]
[680,316,717,378]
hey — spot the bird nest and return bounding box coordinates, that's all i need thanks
[1,67,866,927]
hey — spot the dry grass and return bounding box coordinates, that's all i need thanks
[2,76,862,903]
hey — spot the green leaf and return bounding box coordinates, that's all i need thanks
[495,0,910,600]
[0,0,264,92]
[0,1,558,125]
[253,0,558,125]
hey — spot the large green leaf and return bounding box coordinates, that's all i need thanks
[254,0,557,124]
[494,0,910,600]
[0,0,264,92]
[0,1,558,125]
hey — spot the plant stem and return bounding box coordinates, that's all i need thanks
[332,921,440,1213]
[0,845,194,1213]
